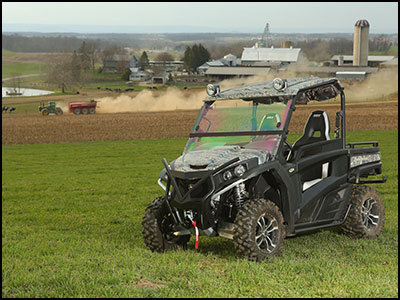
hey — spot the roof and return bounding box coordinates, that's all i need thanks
[223,53,237,60]
[241,47,302,63]
[205,66,271,76]
[331,55,395,62]
[355,19,370,27]
[205,77,341,102]
[308,66,378,74]
[207,59,226,67]
[104,54,134,61]
[336,71,366,75]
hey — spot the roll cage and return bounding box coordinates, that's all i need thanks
[200,77,346,159]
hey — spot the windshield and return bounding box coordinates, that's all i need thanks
[184,98,292,157]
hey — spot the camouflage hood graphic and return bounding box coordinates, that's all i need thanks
[171,146,268,172]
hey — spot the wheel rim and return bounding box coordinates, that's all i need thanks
[361,197,380,230]
[255,213,280,253]
[160,213,181,243]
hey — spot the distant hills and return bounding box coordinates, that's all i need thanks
[2,23,262,34]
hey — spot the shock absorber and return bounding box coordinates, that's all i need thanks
[234,183,248,208]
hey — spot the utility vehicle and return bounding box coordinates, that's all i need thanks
[142,77,386,261]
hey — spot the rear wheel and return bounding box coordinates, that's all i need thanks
[142,197,190,252]
[341,185,385,238]
[73,108,81,115]
[233,198,285,261]
[41,109,49,116]
[55,109,63,116]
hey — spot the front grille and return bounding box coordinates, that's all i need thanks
[176,178,211,198]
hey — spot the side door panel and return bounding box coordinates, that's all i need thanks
[292,139,352,230]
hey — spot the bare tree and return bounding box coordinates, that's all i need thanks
[85,41,99,73]
[46,53,87,93]
[155,52,174,62]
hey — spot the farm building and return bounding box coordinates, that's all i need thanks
[205,66,271,79]
[129,67,150,81]
[379,57,398,68]
[197,54,241,74]
[240,46,304,65]
[335,71,366,81]
[202,45,303,79]
[151,71,169,84]
[148,61,184,72]
[102,54,139,73]
[330,55,396,68]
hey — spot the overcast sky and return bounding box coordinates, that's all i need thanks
[2,2,398,33]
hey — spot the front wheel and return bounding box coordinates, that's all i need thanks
[142,197,190,252]
[233,198,286,261]
[340,185,385,238]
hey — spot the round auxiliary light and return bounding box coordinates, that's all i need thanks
[234,165,246,177]
[223,170,233,181]
[206,84,219,96]
[272,78,287,91]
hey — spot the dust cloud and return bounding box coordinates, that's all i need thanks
[94,64,397,114]
[339,67,398,102]
[96,88,204,113]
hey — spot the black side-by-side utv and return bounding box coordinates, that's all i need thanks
[142,77,386,261]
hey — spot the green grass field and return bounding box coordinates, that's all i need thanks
[2,63,48,79]
[2,49,17,57]
[2,130,398,297]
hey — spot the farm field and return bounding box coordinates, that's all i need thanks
[2,130,398,297]
[2,99,398,145]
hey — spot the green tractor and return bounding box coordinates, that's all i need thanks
[39,101,63,116]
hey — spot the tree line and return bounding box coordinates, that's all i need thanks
[2,34,114,53]
[295,36,394,62]
[183,44,211,72]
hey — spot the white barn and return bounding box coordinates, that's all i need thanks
[241,47,303,65]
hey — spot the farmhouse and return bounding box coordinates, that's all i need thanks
[102,54,139,73]
[129,67,150,81]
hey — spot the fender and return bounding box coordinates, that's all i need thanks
[242,161,299,235]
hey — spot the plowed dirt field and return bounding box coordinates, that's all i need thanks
[2,101,398,145]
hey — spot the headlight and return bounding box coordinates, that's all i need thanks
[206,84,220,96]
[223,170,233,181]
[234,165,246,177]
[272,78,287,91]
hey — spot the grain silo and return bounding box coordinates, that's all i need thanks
[353,19,370,66]
[281,41,292,48]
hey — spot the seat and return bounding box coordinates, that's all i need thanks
[290,110,331,191]
[246,113,282,153]
[292,110,331,150]
[258,113,281,131]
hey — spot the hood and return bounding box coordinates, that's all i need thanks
[171,146,268,172]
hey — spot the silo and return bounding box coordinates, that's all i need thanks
[281,40,292,48]
[353,19,370,66]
